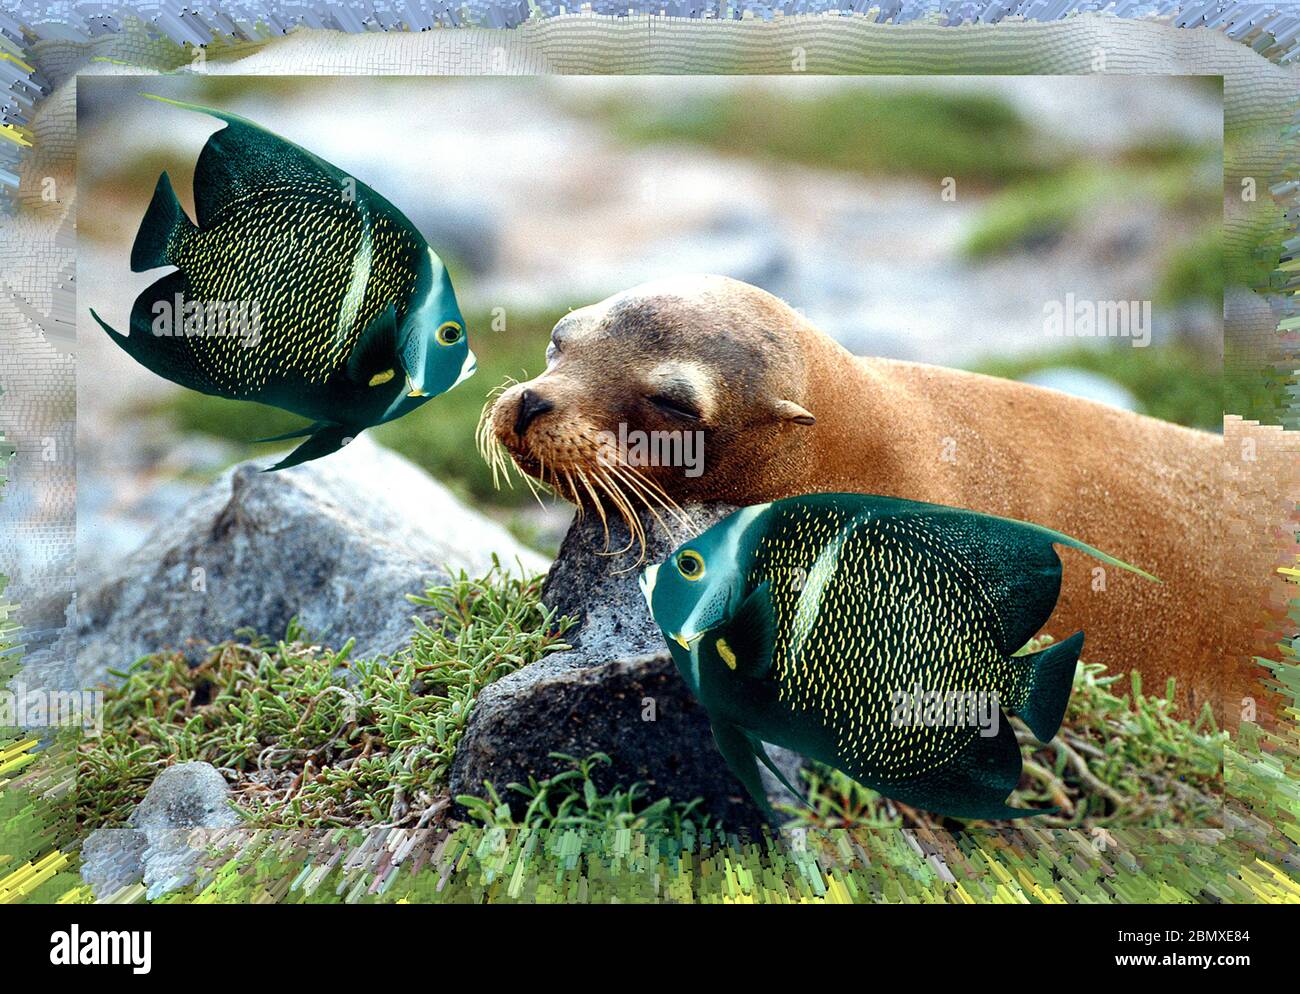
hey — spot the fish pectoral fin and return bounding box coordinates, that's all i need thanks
[345,303,399,385]
[262,424,356,472]
[711,722,776,821]
[252,421,332,444]
[718,581,776,679]
[746,733,810,811]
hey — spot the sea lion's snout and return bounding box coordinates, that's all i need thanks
[512,388,554,439]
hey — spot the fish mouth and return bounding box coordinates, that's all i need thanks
[639,563,660,609]
[454,350,477,388]
[671,631,702,651]
[406,375,429,398]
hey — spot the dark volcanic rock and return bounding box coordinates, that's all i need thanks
[450,505,802,829]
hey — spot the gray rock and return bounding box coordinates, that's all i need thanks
[80,761,240,900]
[450,504,803,830]
[74,436,547,689]
[78,827,147,897]
[132,762,241,900]
[129,761,242,836]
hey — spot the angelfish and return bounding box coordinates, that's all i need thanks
[90,94,476,470]
[640,493,1159,821]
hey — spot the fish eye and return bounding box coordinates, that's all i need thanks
[676,549,705,581]
[436,321,463,346]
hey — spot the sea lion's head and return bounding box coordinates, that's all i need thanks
[481,275,819,550]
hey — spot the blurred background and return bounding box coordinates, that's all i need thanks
[78,73,1226,559]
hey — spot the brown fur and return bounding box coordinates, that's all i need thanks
[490,275,1295,725]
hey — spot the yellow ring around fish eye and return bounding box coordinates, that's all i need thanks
[436,321,463,346]
[676,549,706,581]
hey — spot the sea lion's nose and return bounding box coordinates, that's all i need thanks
[514,388,554,438]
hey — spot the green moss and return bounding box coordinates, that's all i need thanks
[458,752,718,834]
[603,88,1042,185]
[967,343,1223,431]
[960,170,1112,259]
[960,155,1220,260]
[75,561,574,830]
[1158,223,1224,307]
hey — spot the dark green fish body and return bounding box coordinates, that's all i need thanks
[642,494,1158,821]
[91,95,475,470]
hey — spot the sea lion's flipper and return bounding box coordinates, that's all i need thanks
[715,581,775,679]
[345,303,399,385]
[711,721,774,819]
[1013,630,1084,743]
[262,424,355,472]
[141,93,345,229]
[130,171,195,272]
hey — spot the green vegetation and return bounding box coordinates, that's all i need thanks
[458,752,718,834]
[151,308,551,509]
[789,635,1226,833]
[76,563,574,830]
[17,559,1298,904]
[960,157,1220,261]
[968,343,1223,431]
[76,556,1228,837]
[960,170,1116,259]
[602,88,1043,185]
[1158,223,1224,309]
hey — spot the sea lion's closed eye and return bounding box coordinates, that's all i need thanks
[648,394,703,422]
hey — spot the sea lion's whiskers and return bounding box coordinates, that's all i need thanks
[516,451,548,506]
[604,464,671,543]
[594,445,690,526]
[628,469,691,527]
[606,461,685,538]
[562,469,583,520]
[574,468,611,546]
[475,391,511,492]
[592,469,644,557]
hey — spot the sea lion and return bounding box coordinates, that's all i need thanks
[485,274,1293,725]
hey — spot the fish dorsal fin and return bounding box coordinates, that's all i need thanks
[877,507,1064,659]
[345,303,399,385]
[875,501,1157,659]
[141,93,349,229]
[716,581,776,680]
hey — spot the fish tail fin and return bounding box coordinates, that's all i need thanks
[262,425,355,472]
[131,171,193,272]
[1015,631,1084,742]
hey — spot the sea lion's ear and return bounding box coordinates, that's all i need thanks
[771,399,816,426]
